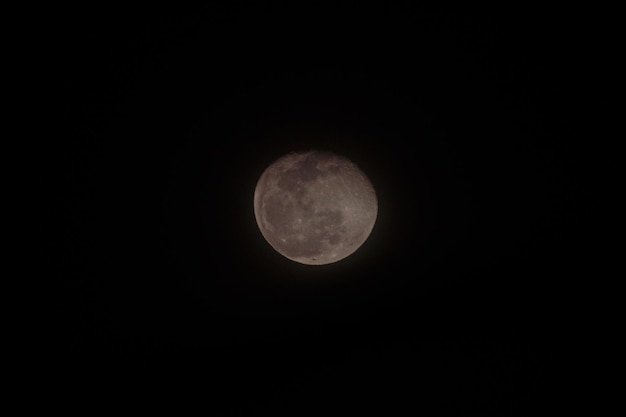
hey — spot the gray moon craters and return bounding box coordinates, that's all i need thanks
[254,150,377,265]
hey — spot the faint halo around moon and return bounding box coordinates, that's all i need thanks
[254,150,377,265]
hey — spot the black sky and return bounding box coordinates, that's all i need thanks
[50,3,585,415]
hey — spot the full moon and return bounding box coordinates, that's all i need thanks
[254,150,377,265]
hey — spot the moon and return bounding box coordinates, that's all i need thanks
[254,150,378,265]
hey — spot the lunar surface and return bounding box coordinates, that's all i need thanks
[254,150,377,265]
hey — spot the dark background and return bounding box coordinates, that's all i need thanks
[49,3,586,415]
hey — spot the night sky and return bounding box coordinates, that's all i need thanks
[50,4,584,415]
